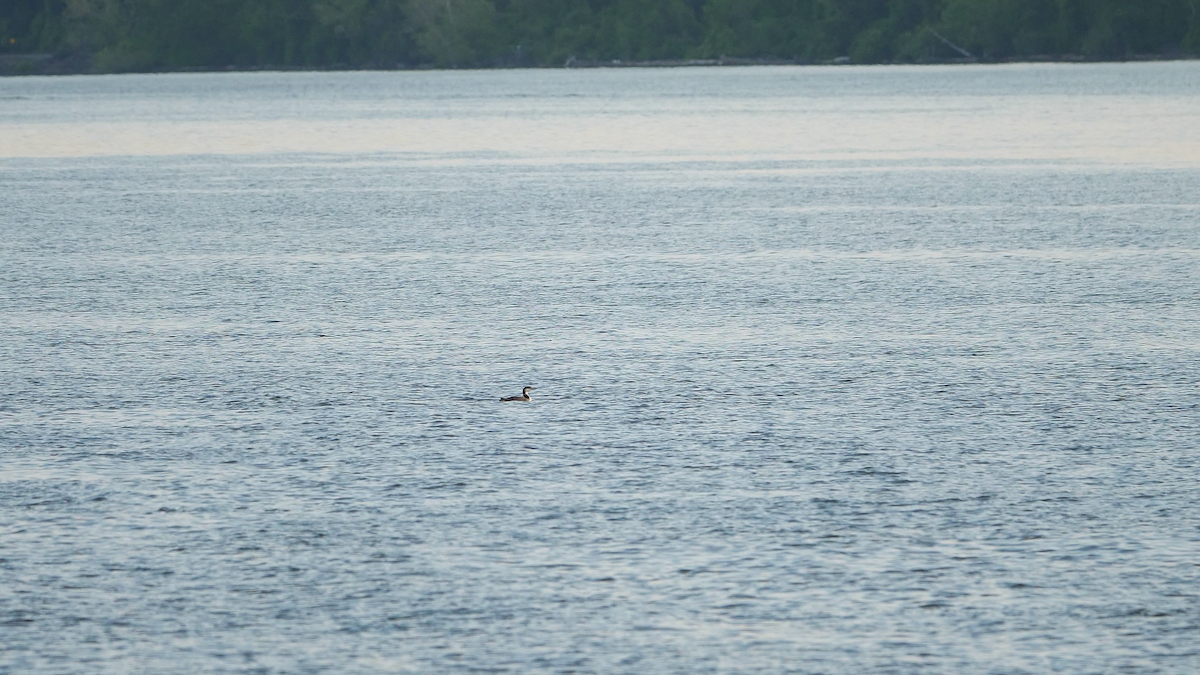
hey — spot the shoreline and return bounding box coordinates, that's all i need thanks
[2,51,1196,77]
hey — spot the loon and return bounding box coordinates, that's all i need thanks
[500,386,533,402]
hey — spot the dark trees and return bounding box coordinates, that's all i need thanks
[2,0,1197,72]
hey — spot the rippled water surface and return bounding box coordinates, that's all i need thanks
[2,64,1200,673]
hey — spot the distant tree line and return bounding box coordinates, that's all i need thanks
[3,0,1199,72]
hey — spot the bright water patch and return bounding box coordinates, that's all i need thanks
[2,65,1200,673]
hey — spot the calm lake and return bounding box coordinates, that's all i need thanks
[2,63,1199,673]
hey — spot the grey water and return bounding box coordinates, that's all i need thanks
[2,63,1200,673]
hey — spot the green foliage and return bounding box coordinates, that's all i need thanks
[607,0,704,60]
[500,0,600,63]
[849,19,894,62]
[695,0,840,60]
[1,0,1197,71]
[1186,0,1200,53]
[1,1,58,52]
[938,0,1044,58]
[406,0,497,67]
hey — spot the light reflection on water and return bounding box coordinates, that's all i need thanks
[2,63,1200,164]
[2,64,1200,673]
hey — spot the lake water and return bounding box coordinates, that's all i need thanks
[2,63,1199,673]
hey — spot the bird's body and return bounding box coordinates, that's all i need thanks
[501,386,534,402]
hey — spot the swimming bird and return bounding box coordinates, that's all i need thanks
[501,386,533,402]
